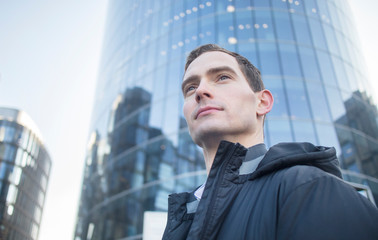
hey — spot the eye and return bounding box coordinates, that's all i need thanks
[218,75,230,81]
[184,85,197,96]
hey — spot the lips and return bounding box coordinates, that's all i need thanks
[195,106,222,119]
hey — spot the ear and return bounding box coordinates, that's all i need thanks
[256,89,274,116]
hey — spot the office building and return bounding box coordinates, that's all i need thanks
[74,0,378,239]
[0,107,52,240]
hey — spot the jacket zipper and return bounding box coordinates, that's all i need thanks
[199,143,238,239]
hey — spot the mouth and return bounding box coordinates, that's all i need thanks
[195,106,222,119]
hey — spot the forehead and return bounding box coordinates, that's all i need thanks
[184,51,240,79]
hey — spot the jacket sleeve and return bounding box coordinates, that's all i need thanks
[277,173,378,240]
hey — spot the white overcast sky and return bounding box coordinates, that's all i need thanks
[0,1,377,240]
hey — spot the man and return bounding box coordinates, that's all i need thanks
[162,44,378,240]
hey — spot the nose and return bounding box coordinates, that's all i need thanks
[195,81,213,103]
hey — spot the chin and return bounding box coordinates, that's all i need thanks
[190,126,230,146]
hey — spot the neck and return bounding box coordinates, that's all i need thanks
[201,132,264,174]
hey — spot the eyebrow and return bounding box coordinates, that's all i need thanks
[181,66,238,93]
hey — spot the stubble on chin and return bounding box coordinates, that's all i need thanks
[190,125,227,149]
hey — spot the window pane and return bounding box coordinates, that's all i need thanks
[258,42,280,76]
[292,120,317,143]
[292,14,312,45]
[278,43,302,77]
[273,10,294,41]
[306,82,332,122]
[266,119,293,146]
[298,46,321,82]
[285,79,312,119]
[316,50,337,87]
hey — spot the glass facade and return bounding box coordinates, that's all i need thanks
[74,0,378,239]
[0,107,52,240]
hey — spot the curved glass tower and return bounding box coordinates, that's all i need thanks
[0,107,52,240]
[75,0,378,239]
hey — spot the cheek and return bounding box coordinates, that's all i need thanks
[183,102,192,121]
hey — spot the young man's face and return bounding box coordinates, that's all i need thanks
[182,51,262,147]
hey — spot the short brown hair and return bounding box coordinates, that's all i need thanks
[185,44,264,92]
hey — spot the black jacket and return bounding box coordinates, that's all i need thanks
[163,141,378,240]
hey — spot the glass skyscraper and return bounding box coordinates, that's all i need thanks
[74,0,378,239]
[0,107,52,240]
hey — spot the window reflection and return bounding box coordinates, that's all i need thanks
[258,42,281,76]
[291,14,312,45]
[278,43,301,77]
[285,79,312,120]
[306,82,332,122]
[292,120,317,143]
[266,119,293,146]
[273,10,294,41]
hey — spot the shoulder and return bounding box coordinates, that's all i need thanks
[280,164,338,186]
[275,165,351,202]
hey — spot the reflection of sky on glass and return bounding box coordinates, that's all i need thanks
[0,0,377,240]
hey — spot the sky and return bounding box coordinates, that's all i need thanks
[0,1,377,240]
[0,1,108,239]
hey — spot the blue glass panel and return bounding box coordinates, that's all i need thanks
[238,43,258,69]
[149,100,164,130]
[184,0,199,22]
[278,43,302,77]
[150,11,160,40]
[235,10,255,41]
[285,79,312,119]
[266,119,293,146]
[172,0,185,26]
[324,86,346,121]
[289,0,305,13]
[145,42,157,74]
[157,35,170,65]
[298,46,321,82]
[160,7,172,36]
[258,42,281,76]
[273,10,294,41]
[217,12,235,47]
[271,0,288,9]
[292,120,317,143]
[322,24,339,57]
[234,0,252,8]
[316,50,337,87]
[308,18,327,50]
[325,0,342,32]
[303,0,318,17]
[255,10,275,40]
[344,65,358,92]
[291,14,312,46]
[252,0,270,8]
[264,77,289,118]
[316,0,331,23]
[170,27,183,59]
[306,82,332,122]
[166,59,182,95]
[200,14,216,45]
[199,0,215,16]
[334,31,350,63]
[331,56,351,92]
[163,94,180,137]
[151,67,167,102]
[184,20,199,54]
[214,0,223,12]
